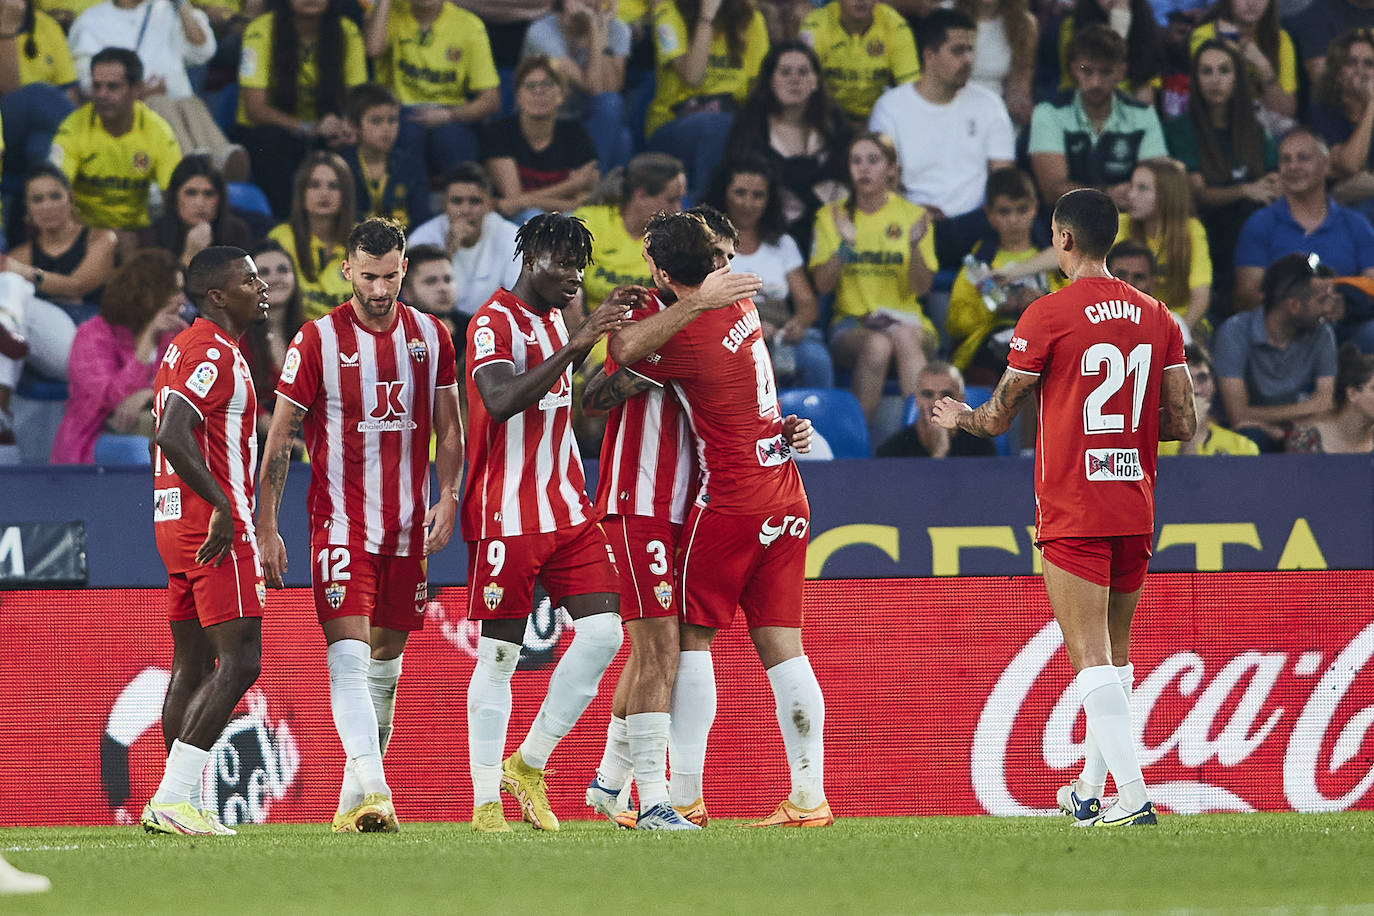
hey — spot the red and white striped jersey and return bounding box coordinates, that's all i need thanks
[462,288,591,539]
[152,318,259,573]
[593,300,696,525]
[276,300,457,556]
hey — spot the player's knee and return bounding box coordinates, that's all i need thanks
[573,612,623,662]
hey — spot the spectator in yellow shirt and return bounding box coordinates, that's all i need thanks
[810,132,937,420]
[798,0,920,125]
[267,150,356,320]
[1159,343,1261,455]
[234,0,368,218]
[34,0,99,29]
[50,48,181,245]
[645,0,769,201]
[0,0,78,194]
[364,0,501,177]
[1117,157,1213,334]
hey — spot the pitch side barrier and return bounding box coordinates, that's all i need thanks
[1,454,1370,587]
[0,573,1370,825]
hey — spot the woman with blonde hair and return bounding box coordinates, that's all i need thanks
[1119,157,1213,332]
[267,151,357,321]
[954,0,1038,125]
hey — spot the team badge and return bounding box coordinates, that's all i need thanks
[256,580,267,605]
[407,337,428,362]
[654,581,673,610]
[133,151,150,171]
[186,362,218,398]
[325,582,347,609]
[483,583,504,611]
[281,347,301,383]
[867,39,885,57]
[886,223,902,240]
[446,46,463,62]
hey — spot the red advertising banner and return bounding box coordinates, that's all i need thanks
[1,572,1371,826]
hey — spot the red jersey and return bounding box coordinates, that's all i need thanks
[462,288,592,539]
[276,300,457,556]
[593,300,697,525]
[1008,276,1186,540]
[629,295,805,515]
[152,318,259,574]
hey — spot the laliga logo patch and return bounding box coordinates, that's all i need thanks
[281,347,302,384]
[186,361,218,398]
[483,582,504,610]
[473,327,497,360]
[407,337,428,362]
[654,581,673,609]
[325,582,347,609]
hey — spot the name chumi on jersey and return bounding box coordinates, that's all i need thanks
[1083,299,1141,325]
[722,309,761,353]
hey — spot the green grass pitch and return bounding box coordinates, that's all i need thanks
[4,813,1374,914]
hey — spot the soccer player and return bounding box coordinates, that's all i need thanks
[931,189,1197,827]
[256,218,464,834]
[597,207,833,828]
[142,245,271,837]
[462,213,628,834]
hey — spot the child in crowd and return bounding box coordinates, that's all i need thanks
[338,83,432,231]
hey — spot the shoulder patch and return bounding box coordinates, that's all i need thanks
[473,326,496,360]
[281,347,302,384]
[186,361,218,398]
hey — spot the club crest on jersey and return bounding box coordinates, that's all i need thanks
[867,39,885,57]
[474,327,496,360]
[133,151,149,171]
[654,581,673,609]
[407,338,428,362]
[281,347,302,384]
[325,582,347,609]
[483,583,504,611]
[886,222,902,240]
[186,362,218,398]
[755,434,793,467]
[256,580,267,606]
[1084,448,1143,481]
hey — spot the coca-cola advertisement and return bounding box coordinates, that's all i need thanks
[1,572,1370,824]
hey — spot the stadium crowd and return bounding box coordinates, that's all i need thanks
[4,0,1374,463]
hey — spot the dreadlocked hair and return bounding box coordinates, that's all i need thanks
[514,212,595,268]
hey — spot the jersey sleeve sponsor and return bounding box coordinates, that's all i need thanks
[1008,295,1052,375]
[276,322,322,407]
[467,309,512,372]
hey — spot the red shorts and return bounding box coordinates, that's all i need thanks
[602,514,681,621]
[311,540,428,631]
[167,547,266,627]
[678,499,809,631]
[1038,534,1153,592]
[466,520,619,621]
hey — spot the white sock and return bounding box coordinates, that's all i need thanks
[519,613,622,769]
[767,655,826,809]
[596,715,633,790]
[327,639,388,797]
[338,654,405,812]
[1076,662,1132,799]
[153,739,211,806]
[627,712,671,810]
[1076,665,1147,811]
[668,650,716,807]
[468,637,519,806]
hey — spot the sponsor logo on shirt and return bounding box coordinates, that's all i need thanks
[359,380,417,432]
[414,581,428,615]
[186,362,218,398]
[537,373,572,411]
[1010,336,1028,352]
[325,582,347,609]
[758,514,809,547]
[281,347,302,384]
[654,581,673,609]
[474,327,497,360]
[153,487,182,522]
[755,434,793,467]
[722,308,762,354]
[483,582,504,610]
[1084,448,1143,481]
[339,351,360,367]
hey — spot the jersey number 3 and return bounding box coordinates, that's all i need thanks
[1081,342,1151,434]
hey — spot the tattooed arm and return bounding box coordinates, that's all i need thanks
[930,368,1039,438]
[1158,365,1198,442]
[581,366,656,418]
[255,397,307,587]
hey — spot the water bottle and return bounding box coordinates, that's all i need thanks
[962,254,1004,311]
[771,330,797,383]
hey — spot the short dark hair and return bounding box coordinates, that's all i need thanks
[984,167,1036,205]
[644,210,718,287]
[514,54,568,96]
[186,246,251,309]
[514,212,595,269]
[441,162,495,198]
[685,203,738,245]
[1069,23,1126,64]
[1107,239,1155,272]
[1261,252,1333,313]
[1183,340,1213,371]
[91,46,142,86]
[1336,342,1374,407]
[405,244,449,272]
[1052,189,1118,259]
[917,8,975,59]
[346,82,399,125]
[348,217,407,260]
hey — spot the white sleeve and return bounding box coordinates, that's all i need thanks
[177,5,217,65]
[778,234,803,274]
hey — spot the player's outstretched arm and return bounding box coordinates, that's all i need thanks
[476,290,627,422]
[607,267,762,367]
[156,394,234,567]
[1158,364,1198,442]
[581,365,655,417]
[931,368,1038,438]
[255,398,307,587]
[425,385,464,556]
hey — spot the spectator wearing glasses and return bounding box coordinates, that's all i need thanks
[1157,342,1260,455]
[875,361,996,457]
[1214,252,1339,452]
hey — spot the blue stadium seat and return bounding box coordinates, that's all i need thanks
[209,82,239,136]
[93,433,151,466]
[778,388,870,459]
[227,181,272,219]
[901,384,1012,456]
